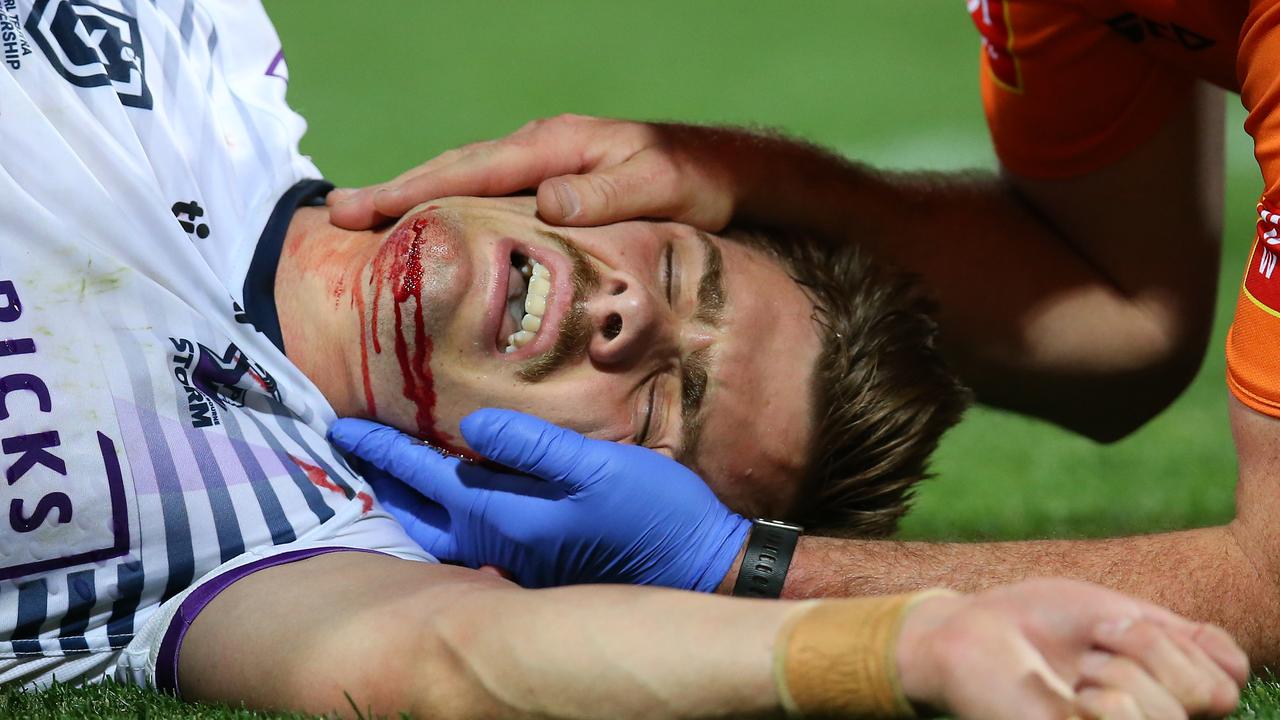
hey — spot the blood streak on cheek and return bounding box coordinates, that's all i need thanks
[351,278,376,416]
[331,275,345,309]
[288,454,374,513]
[364,210,480,461]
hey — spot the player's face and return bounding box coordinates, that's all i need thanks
[355,197,821,517]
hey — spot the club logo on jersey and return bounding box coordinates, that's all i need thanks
[968,0,1022,93]
[25,0,152,109]
[170,338,280,428]
[1,0,34,70]
[1105,13,1214,52]
[1244,202,1280,316]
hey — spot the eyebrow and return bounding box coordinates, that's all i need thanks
[692,232,725,328]
[675,233,726,466]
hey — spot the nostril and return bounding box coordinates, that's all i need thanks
[602,313,622,340]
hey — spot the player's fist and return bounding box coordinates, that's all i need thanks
[326,115,745,232]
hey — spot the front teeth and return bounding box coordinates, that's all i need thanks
[505,260,551,353]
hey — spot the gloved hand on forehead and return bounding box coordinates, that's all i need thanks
[328,409,751,591]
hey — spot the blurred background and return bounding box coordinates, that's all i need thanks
[263,0,1256,544]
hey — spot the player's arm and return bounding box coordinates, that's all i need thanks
[330,410,1276,671]
[328,88,1222,440]
[178,551,1244,719]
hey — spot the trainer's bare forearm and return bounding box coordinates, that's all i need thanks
[725,92,1221,439]
[762,398,1280,669]
[772,526,1280,667]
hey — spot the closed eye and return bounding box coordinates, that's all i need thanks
[639,246,673,446]
[663,242,674,306]
[636,377,658,446]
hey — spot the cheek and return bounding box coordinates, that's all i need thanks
[361,321,476,461]
[523,376,636,440]
[696,415,801,518]
[430,370,636,442]
[359,213,477,456]
[701,459,787,519]
[368,214,469,352]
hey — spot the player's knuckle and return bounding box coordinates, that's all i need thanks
[641,151,680,189]
[584,173,624,210]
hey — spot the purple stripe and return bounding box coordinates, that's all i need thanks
[154,547,386,694]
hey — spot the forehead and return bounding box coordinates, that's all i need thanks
[693,238,821,518]
[426,196,670,247]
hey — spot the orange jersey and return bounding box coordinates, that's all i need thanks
[968,0,1280,416]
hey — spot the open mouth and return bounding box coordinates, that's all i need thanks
[499,251,552,353]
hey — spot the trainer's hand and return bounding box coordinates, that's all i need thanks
[898,579,1248,720]
[326,115,746,231]
[328,409,751,591]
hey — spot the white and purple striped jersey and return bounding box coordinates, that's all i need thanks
[0,0,426,686]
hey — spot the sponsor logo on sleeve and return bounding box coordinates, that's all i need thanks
[25,0,152,109]
[968,0,1022,92]
[1243,202,1280,317]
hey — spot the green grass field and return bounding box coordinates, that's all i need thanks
[4,0,1277,717]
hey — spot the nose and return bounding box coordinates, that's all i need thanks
[585,270,666,366]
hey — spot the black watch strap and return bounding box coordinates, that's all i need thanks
[731,519,803,598]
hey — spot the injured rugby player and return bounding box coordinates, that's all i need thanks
[272,194,966,530]
[2,3,1251,713]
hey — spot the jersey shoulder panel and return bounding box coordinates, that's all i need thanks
[0,0,372,676]
[971,0,1195,179]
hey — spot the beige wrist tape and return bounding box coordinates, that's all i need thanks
[772,590,953,719]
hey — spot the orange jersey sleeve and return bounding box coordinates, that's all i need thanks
[971,0,1195,179]
[1225,1,1280,416]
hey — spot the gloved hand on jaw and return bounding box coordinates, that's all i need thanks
[327,408,752,591]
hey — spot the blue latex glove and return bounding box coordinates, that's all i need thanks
[328,409,751,591]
